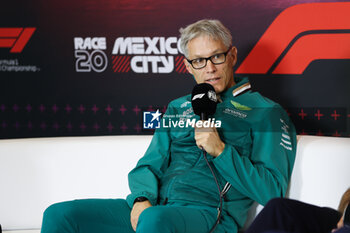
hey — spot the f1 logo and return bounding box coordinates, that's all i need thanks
[236,2,350,75]
[0,27,36,53]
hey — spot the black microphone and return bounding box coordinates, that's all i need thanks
[191,83,218,120]
[191,83,221,233]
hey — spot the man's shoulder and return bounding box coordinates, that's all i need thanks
[243,91,281,109]
[238,91,289,121]
[168,94,192,109]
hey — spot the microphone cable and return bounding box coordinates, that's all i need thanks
[202,149,222,233]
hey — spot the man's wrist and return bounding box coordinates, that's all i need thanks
[133,196,148,204]
[214,142,225,157]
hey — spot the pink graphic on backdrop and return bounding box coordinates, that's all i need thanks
[133,105,141,115]
[52,104,59,113]
[65,104,72,113]
[119,105,127,115]
[107,122,114,132]
[78,105,86,114]
[105,105,113,115]
[92,105,99,114]
[26,104,32,112]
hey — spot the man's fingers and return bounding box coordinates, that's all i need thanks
[194,132,204,149]
[130,209,139,231]
[130,201,152,231]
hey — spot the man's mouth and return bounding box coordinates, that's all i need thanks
[205,77,220,83]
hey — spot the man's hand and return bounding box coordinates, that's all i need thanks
[195,122,225,157]
[332,216,344,232]
[130,200,152,231]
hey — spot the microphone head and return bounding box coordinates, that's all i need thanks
[191,83,218,118]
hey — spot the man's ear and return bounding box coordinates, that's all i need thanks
[183,58,193,75]
[230,46,238,67]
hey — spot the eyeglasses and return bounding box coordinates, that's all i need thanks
[186,47,231,69]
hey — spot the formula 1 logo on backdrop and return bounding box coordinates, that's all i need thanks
[0,27,40,72]
[0,27,36,53]
[236,2,350,75]
[111,37,187,74]
[74,37,108,72]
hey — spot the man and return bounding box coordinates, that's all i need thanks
[41,19,296,233]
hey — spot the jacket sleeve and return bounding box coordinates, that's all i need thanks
[126,105,173,208]
[213,106,297,205]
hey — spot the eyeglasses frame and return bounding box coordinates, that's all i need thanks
[185,46,232,70]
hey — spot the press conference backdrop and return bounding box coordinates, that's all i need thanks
[1,0,350,139]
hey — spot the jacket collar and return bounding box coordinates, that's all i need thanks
[220,76,251,100]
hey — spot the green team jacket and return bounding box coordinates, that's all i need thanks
[126,77,297,231]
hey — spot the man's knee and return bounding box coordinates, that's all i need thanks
[137,207,174,232]
[42,201,79,229]
[263,198,309,220]
[264,198,289,211]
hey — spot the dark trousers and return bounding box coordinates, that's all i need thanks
[245,198,342,233]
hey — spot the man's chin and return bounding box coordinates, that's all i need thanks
[213,85,224,94]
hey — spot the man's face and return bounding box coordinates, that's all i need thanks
[184,35,237,94]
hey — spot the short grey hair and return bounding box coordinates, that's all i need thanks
[179,19,232,58]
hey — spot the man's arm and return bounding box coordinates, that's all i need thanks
[126,116,172,208]
[126,104,174,230]
[197,106,296,205]
[126,102,176,207]
[214,107,296,205]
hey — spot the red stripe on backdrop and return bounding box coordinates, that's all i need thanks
[116,56,129,72]
[236,2,350,74]
[175,55,188,73]
[121,56,131,72]
[180,64,188,73]
[112,56,121,70]
[119,57,128,72]
[113,56,123,70]
[175,56,183,67]
[114,56,127,72]
[273,33,350,74]
[111,56,117,67]
[177,64,182,73]
[175,56,184,72]
[0,39,16,47]
[175,57,180,72]
[0,28,22,37]
[11,28,36,53]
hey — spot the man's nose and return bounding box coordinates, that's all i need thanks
[205,60,217,72]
